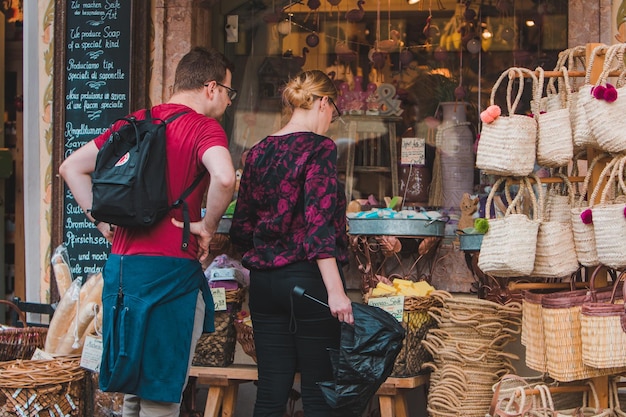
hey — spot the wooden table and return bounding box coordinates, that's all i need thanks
[188,365,429,417]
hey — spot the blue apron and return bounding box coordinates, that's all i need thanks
[99,254,214,403]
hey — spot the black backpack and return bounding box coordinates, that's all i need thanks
[91,109,204,249]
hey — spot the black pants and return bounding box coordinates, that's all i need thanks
[249,261,342,417]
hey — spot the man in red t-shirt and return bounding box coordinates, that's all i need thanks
[59,47,236,417]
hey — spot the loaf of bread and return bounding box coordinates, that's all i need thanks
[55,301,98,354]
[52,254,73,298]
[44,276,82,353]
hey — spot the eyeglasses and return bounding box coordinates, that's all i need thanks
[204,81,238,101]
[328,97,342,123]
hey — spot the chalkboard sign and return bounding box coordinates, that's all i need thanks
[53,0,148,288]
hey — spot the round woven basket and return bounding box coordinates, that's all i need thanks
[0,300,48,362]
[0,355,91,417]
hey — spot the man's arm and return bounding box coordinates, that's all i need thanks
[58,141,115,241]
[201,145,236,235]
[59,140,98,214]
[172,145,235,261]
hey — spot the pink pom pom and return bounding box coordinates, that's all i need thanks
[580,209,593,224]
[480,111,494,124]
[593,85,606,100]
[605,84,618,103]
[624,206,626,218]
[480,105,501,124]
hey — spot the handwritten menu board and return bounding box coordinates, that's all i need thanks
[62,0,131,276]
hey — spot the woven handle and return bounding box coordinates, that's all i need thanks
[586,155,620,208]
[575,153,610,208]
[599,154,626,205]
[595,43,626,86]
[617,154,626,195]
[0,300,26,326]
[548,172,575,206]
[565,45,587,90]
[547,51,570,96]
[585,44,610,85]
[507,176,540,220]
[489,67,525,116]
[533,66,545,115]
[485,177,508,219]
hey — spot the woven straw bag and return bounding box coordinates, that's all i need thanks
[554,46,588,154]
[531,174,579,278]
[476,68,538,176]
[580,270,626,369]
[572,44,607,150]
[570,153,610,267]
[590,154,626,269]
[478,177,540,277]
[533,49,569,113]
[535,66,574,168]
[541,278,626,382]
[522,280,582,373]
[545,172,574,223]
[583,43,626,153]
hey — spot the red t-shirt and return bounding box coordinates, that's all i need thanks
[93,103,229,259]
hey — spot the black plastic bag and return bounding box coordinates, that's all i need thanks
[292,287,405,417]
[319,302,405,416]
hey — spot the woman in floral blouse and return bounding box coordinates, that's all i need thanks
[230,69,353,417]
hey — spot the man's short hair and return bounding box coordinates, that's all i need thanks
[173,47,235,93]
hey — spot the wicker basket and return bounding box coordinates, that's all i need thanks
[0,355,92,416]
[364,290,441,377]
[192,287,246,367]
[234,320,256,362]
[390,296,439,377]
[0,300,48,362]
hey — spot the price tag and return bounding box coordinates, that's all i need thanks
[211,287,227,311]
[400,137,426,165]
[367,295,405,322]
[80,335,103,372]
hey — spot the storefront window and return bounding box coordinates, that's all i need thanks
[223,0,568,207]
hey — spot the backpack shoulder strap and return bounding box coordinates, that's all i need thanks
[164,111,188,124]
[172,172,206,250]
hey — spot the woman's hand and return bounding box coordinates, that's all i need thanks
[328,291,354,325]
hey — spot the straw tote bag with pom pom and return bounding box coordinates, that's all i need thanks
[476,67,538,177]
[583,43,626,153]
[478,176,540,278]
[569,153,610,267]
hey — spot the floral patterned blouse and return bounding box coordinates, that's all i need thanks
[230,131,349,270]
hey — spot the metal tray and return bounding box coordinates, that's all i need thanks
[217,217,232,234]
[459,233,483,251]
[347,218,446,237]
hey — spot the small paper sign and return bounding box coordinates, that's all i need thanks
[400,137,426,165]
[367,295,405,322]
[31,348,54,361]
[211,287,227,311]
[80,335,103,372]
